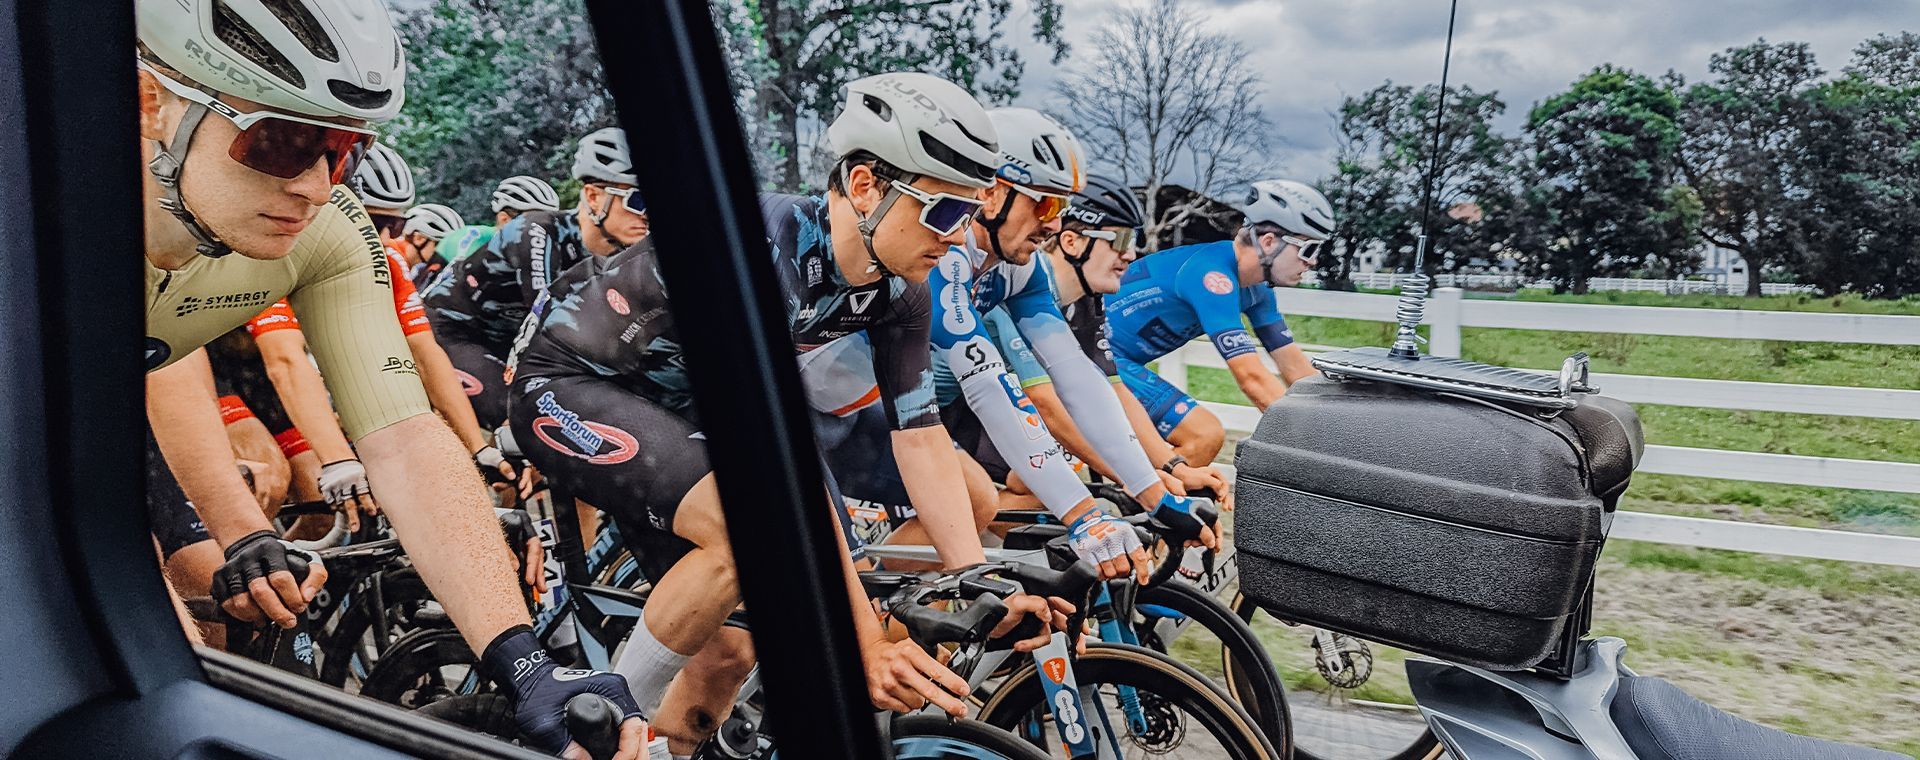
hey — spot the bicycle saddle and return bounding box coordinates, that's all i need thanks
[1609,675,1908,760]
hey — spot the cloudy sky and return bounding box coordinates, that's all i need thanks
[1001,0,1913,179]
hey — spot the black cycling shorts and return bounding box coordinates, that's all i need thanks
[511,372,865,583]
[440,332,512,430]
[146,430,211,559]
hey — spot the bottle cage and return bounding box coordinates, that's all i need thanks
[1312,348,1598,410]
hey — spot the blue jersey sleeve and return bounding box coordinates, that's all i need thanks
[1172,259,1261,361]
[1241,285,1296,351]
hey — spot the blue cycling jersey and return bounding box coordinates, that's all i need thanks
[1103,240,1294,364]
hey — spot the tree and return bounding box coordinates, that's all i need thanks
[1525,65,1700,293]
[386,0,617,220]
[713,0,1066,191]
[1050,0,1273,251]
[1319,82,1517,283]
[1678,40,1823,296]
[1792,33,1920,298]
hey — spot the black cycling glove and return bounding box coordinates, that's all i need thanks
[479,626,641,754]
[210,530,316,606]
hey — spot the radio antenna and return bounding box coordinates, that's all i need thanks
[1388,0,1461,359]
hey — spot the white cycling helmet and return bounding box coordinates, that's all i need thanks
[826,72,999,189]
[572,127,637,185]
[402,204,463,241]
[354,143,416,213]
[492,175,561,213]
[1240,179,1334,240]
[987,108,1085,194]
[136,0,406,121]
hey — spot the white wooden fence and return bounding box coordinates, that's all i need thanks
[1325,272,1818,296]
[1162,287,1920,568]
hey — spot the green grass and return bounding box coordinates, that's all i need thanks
[1606,542,1920,599]
[1184,292,1920,532]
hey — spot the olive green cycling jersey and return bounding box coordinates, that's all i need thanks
[144,186,431,439]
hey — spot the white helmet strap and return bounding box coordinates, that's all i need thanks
[147,102,233,258]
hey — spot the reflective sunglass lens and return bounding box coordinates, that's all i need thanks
[922,196,980,234]
[622,190,647,215]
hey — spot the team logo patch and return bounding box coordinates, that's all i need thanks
[997,374,1046,439]
[1043,657,1068,685]
[606,288,631,315]
[530,391,638,465]
[1203,271,1235,295]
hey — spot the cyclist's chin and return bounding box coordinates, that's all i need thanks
[223,226,303,260]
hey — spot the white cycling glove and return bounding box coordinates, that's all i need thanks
[318,458,373,507]
[1067,510,1144,569]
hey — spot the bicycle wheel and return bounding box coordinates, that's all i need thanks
[358,626,490,709]
[892,715,1054,760]
[1230,593,1442,760]
[976,643,1280,760]
[1132,579,1293,756]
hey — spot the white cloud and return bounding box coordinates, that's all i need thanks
[1011,0,1911,182]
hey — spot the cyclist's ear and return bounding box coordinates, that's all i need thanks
[135,68,177,141]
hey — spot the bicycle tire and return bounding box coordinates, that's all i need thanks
[892,715,1054,760]
[1134,579,1293,756]
[358,626,488,708]
[1230,594,1442,760]
[975,642,1280,760]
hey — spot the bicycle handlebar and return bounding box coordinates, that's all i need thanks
[889,593,1010,649]
[564,694,623,760]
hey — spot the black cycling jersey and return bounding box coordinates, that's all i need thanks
[516,194,938,430]
[1061,292,1119,378]
[422,210,592,352]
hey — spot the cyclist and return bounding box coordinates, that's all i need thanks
[430,176,562,288]
[134,0,642,754]
[508,72,1067,754]
[422,127,648,429]
[354,141,415,241]
[399,202,463,286]
[237,253,521,527]
[1005,171,1234,495]
[823,109,1218,577]
[1104,179,1332,465]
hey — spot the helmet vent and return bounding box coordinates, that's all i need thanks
[919,131,995,184]
[861,94,894,122]
[951,118,996,152]
[329,79,394,110]
[214,0,304,88]
[260,0,339,62]
[1266,192,1290,208]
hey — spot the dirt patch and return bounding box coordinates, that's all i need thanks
[1589,556,1920,754]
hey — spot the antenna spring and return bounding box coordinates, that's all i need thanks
[1388,272,1430,358]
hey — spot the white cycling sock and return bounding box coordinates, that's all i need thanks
[612,607,692,716]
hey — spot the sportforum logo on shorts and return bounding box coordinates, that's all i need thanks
[531,391,638,465]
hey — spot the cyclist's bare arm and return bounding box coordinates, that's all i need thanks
[224,415,291,511]
[149,349,279,543]
[1226,352,1286,409]
[406,330,495,457]
[889,425,988,568]
[253,329,360,467]
[287,241,531,652]
[357,415,531,651]
[147,348,326,621]
[1272,343,1318,385]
